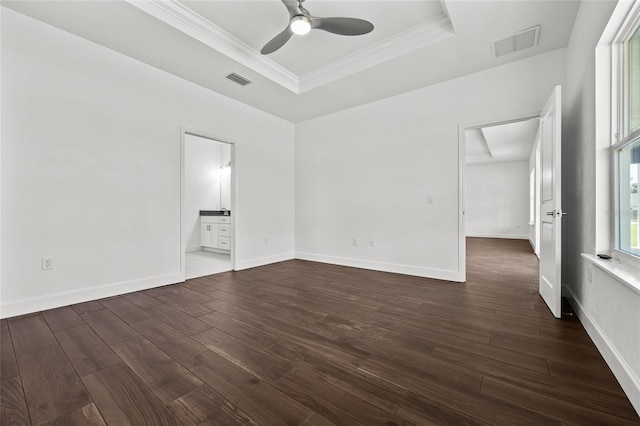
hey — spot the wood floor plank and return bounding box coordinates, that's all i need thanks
[17,347,91,426]
[185,350,312,425]
[81,309,139,346]
[41,307,85,332]
[141,286,174,298]
[1,377,30,426]
[1,324,19,382]
[155,294,213,317]
[266,340,407,414]
[145,303,210,336]
[478,362,640,421]
[161,286,217,303]
[182,280,223,295]
[112,336,203,404]
[494,308,584,329]
[396,391,491,426]
[300,412,336,426]
[202,298,370,366]
[538,323,597,347]
[55,325,121,376]
[168,385,259,426]
[198,311,283,351]
[192,326,293,383]
[489,330,610,373]
[274,367,405,426]
[130,318,208,365]
[121,292,163,309]
[430,342,550,377]
[70,300,104,315]
[99,297,152,324]
[481,376,639,425]
[82,363,182,426]
[358,355,558,425]
[44,403,106,426]
[359,352,484,396]
[449,313,541,337]
[546,359,628,396]
[8,315,58,357]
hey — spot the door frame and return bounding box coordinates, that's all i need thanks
[180,127,237,281]
[458,111,541,282]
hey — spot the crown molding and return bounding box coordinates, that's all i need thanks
[299,15,454,93]
[126,0,300,93]
[127,1,455,95]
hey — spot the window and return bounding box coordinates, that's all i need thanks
[615,11,640,259]
[618,139,640,256]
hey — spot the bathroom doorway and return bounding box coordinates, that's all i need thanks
[182,131,234,279]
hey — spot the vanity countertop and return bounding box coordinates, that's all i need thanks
[200,210,231,216]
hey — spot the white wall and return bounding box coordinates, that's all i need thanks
[295,49,565,281]
[184,135,230,251]
[0,8,295,317]
[466,161,529,239]
[563,0,640,413]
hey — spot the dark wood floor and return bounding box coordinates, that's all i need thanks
[1,238,639,425]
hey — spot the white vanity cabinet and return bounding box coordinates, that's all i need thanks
[201,215,231,251]
[201,216,219,249]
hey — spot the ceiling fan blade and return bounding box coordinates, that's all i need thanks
[261,26,293,54]
[311,17,374,36]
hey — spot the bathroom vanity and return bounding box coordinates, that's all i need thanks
[200,210,231,252]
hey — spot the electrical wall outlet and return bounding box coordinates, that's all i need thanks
[352,237,358,246]
[369,238,376,247]
[264,236,269,245]
[41,256,54,270]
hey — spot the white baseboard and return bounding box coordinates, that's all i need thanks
[565,286,640,416]
[0,273,184,319]
[234,252,295,271]
[295,251,463,282]
[466,233,529,240]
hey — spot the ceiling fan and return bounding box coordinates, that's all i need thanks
[261,0,374,55]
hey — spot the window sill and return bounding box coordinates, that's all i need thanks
[581,253,640,296]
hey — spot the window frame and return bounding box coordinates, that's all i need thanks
[612,3,640,263]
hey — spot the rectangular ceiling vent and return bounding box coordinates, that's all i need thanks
[492,25,540,58]
[225,72,252,86]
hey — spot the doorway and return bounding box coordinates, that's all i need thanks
[459,113,541,280]
[181,131,234,279]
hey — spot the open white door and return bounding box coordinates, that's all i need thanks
[539,85,563,318]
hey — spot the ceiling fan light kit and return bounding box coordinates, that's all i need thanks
[260,0,374,55]
[290,15,311,35]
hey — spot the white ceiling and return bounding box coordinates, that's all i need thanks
[466,118,539,165]
[2,0,581,123]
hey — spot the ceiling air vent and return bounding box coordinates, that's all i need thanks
[492,25,540,58]
[225,72,252,86]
